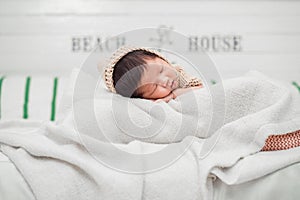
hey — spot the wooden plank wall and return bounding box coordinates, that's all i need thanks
[0,0,299,84]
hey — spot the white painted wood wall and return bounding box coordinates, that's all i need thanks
[0,0,299,84]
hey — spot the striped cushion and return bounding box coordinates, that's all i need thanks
[261,130,300,151]
[0,75,66,121]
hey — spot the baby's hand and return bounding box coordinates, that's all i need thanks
[151,86,202,103]
[172,86,202,98]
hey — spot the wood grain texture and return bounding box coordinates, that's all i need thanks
[0,0,298,83]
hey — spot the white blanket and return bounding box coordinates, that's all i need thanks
[0,70,300,200]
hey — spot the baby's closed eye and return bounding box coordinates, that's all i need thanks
[160,65,164,73]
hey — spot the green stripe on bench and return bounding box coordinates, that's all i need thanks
[51,77,58,121]
[0,76,60,121]
[292,81,300,93]
[23,76,31,119]
[21,76,60,121]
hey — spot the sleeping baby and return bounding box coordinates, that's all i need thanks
[103,46,202,103]
[103,46,300,151]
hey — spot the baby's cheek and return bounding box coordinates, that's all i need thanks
[155,86,171,98]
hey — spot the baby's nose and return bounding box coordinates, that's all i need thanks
[159,77,171,88]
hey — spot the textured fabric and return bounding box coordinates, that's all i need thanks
[174,65,202,88]
[1,70,300,200]
[213,156,300,200]
[2,150,300,200]
[0,156,35,200]
[261,130,300,151]
[177,66,299,152]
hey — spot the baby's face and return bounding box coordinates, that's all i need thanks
[137,57,179,99]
